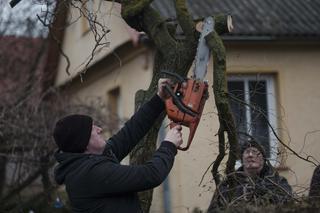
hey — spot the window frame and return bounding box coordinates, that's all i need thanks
[107,87,122,133]
[228,74,278,166]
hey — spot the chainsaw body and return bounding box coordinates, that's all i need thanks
[163,16,214,151]
[165,79,209,151]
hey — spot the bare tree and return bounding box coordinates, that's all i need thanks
[103,1,233,212]
[47,0,234,212]
[7,0,319,212]
[0,1,120,211]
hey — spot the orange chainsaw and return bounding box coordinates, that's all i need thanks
[162,17,214,151]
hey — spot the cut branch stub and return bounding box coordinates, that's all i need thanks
[196,15,232,35]
[215,14,233,35]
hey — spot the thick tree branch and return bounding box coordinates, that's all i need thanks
[206,30,238,179]
[142,7,176,53]
[121,0,153,18]
[108,1,234,211]
[211,126,226,186]
[174,0,196,41]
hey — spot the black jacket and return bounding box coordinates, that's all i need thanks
[208,162,293,211]
[309,165,320,198]
[54,95,177,213]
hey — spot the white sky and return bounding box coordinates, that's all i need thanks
[0,0,55,37]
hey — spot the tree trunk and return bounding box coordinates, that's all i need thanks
[0,156,7,198]
[108,1,234,211]
[205,18,238,211]
[40,156,54,202]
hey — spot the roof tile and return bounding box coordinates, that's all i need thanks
[151,0,320,39]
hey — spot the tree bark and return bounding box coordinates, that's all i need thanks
[109,0,234,211]
[205,19,238,210]
[40,156,54,202]
[0,156,7,198]
[206,28,238,179]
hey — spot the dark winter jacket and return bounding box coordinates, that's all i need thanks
[208,162,293,211]
[309,165,320,198]
[54,95,177,213]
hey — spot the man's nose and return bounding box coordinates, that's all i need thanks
[248,151,255,156]
[96,126,102,133]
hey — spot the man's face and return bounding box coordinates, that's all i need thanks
[86,125,106,154]
[242,147,264,176]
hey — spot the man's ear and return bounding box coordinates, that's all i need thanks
[85,143,90,152]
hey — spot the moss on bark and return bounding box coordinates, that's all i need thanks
[109,0,234,211]
[205,27,238,200]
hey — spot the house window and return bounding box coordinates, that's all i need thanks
[107,87,121,134]
[227,74,278,165]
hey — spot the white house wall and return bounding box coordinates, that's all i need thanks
[55,1,131,86]
[166,43,320,212]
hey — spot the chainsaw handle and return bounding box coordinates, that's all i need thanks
[168,121,195,151]
[178,144,190,151]
[163,84,198,117]
[160,70,185,83]
[169,122,178,129]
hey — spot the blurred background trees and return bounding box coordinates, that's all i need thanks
[0,1,118,211]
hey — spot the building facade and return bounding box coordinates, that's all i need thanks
[55,1,320,212]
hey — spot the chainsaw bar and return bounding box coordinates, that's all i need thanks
[193,17,214,80]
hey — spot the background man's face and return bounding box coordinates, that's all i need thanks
[242,147,264,175]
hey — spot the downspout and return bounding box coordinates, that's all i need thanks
[158,121,172,213]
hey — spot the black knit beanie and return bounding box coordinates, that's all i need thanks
[53,114,93,153]
[240,139,266,159]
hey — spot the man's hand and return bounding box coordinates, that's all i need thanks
[164,125,183,148]
[157,78,173,101]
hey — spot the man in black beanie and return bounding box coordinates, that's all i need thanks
[54,114,93,153]
[208,138,293,211]
[240,139,267,177]
[53,78,183,213]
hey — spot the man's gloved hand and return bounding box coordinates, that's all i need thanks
[157,78,173,101]
[164,125,183,148]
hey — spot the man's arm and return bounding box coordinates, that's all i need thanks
[107,78,172,161]
[107,94,165,161]
[89,141,177,194]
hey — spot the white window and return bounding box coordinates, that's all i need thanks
[227,74,278,165]
[107,87,121,134]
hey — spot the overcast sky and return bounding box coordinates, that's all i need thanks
[0,0,55,37]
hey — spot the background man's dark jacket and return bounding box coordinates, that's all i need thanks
[309,165,320,198]
[54,95,177,213]
[208,162,293,211]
